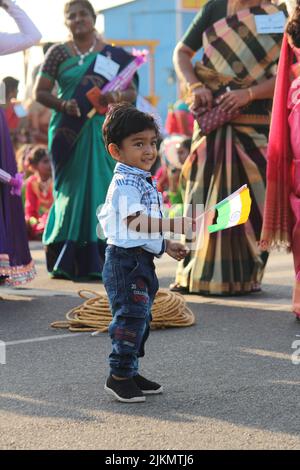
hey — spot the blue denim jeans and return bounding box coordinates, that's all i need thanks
[103,245,159,378]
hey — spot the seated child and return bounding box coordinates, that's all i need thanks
[166,137,192,208]
[98,103,194,403]
[155,136,192,215]
[154,135,186,196]
[25,146,53,240]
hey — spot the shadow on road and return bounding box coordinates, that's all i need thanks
[1,294,300,440]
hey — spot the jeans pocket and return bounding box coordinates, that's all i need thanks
[120,254,140,279]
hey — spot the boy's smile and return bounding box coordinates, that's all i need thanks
[109,129,158,172]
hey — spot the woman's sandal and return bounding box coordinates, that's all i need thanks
[169,282,189,294]
[251,282,262,293]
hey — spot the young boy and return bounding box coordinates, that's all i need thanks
[99,103,193,403]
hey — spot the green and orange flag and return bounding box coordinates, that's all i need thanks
[208,185,252,234]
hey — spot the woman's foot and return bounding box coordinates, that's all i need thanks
[251,282,262,293]
[169,282,189,294]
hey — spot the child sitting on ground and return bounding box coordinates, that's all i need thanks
[155,136,192,216]
[165,137,192,208]
[25,146,53,240]
[98,103,193,403]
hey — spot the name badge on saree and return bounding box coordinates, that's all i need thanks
[94,54,120,81]
[255,12,286,34]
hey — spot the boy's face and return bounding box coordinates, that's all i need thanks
[109,129,158,172]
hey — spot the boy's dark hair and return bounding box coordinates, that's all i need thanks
[102,103,160,151]
[3,76,19,99]
[28,146,48,166]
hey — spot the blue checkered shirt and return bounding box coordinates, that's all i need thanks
[98,163,165,255]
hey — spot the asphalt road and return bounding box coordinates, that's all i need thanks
[0,243,299,450]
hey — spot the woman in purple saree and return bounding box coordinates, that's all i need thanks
[0,0,40,285]
[0,114,35,284]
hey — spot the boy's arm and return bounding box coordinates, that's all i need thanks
[126,212,193,235]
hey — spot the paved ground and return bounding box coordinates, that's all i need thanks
[0,243,300,450]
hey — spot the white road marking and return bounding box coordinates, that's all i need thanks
[5,333,86,346]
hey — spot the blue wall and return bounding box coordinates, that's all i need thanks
[102,0,200,126]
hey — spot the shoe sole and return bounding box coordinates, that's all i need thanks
[141,386,163,395]
[104,385,146,403]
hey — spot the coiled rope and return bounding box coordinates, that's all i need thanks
[51,289,195,333]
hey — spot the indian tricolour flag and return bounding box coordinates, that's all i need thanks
[208,185,252,234]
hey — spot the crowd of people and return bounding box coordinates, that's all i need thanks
[1,0,300,399]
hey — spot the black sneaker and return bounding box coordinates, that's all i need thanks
[133,374,163,395]
[104,376,145,403]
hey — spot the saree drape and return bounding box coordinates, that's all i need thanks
[262,34,300,315]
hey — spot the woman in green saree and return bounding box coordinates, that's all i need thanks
[171,0,287,295]
[35,0,138,280]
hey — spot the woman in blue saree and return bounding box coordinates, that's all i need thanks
[35,0,138,280]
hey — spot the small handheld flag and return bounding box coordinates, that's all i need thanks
[208,185,252,233]
[86,49,148,118]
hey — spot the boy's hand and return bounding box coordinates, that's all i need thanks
[166,240,189,261]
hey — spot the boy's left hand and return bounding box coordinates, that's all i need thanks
[166,240,189,261]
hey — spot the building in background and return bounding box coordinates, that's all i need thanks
[101,0,205,125]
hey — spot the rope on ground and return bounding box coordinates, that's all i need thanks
[51,289,196,333]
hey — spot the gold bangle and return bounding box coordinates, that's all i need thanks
[188,82,203,93]
[247,87,254,101]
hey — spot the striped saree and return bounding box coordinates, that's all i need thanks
[175,3,286,295]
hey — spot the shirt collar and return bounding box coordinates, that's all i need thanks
[114,162,152,179]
